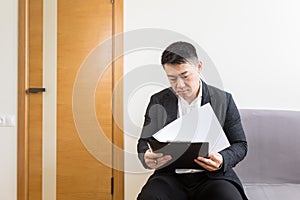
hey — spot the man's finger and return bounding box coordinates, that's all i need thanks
[144,150,163,159]
[157,155,172,164]
[155,155,172,168]
[194,159,217,171]
[145,155,172,169]
[209,153,219,162]
[208,153,223,167]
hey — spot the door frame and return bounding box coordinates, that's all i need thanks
[17,0,124,199]
[17,0,29,199]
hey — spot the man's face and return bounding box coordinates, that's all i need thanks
[164,61,202,103]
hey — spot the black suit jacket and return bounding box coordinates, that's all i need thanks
[137,81,248,200]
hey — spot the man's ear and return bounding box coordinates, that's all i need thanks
[197,61,202,73]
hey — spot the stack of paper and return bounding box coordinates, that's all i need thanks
[153,103,230,153]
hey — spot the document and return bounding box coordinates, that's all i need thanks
[152,103,230,153]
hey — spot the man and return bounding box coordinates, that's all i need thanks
[137,41,248,200]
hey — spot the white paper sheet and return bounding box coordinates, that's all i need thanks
[153,103,230,153]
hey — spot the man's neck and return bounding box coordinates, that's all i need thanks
[183,87,200,104]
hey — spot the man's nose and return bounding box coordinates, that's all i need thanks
[177,77,185,88]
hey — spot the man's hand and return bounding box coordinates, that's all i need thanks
[144,149,172,169]
[194,152,223,172]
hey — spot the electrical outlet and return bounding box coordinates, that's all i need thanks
[0,114,16,127]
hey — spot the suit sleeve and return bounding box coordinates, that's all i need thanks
[219,94,248,172]
[137,96,160,168]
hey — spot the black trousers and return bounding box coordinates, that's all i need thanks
[137,172,243,200]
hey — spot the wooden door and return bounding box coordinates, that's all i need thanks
[17,0,123,199]
[57,0,113,199]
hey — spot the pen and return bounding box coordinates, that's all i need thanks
[147,142,153,153]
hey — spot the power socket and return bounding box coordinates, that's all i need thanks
[0,114,16,127]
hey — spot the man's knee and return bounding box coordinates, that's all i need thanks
[137,175,187,200]
[199,180,243,200]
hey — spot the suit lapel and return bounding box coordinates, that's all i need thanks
[163,88,178,125]
[201,81,211,106]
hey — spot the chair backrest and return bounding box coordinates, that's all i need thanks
[235,109,300,184]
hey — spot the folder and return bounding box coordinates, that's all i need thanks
[148,138,209,170]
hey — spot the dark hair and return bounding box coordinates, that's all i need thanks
[161,41,198,66]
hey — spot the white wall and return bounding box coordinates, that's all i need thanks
[0,0,18,200]
[124,0,300,199]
